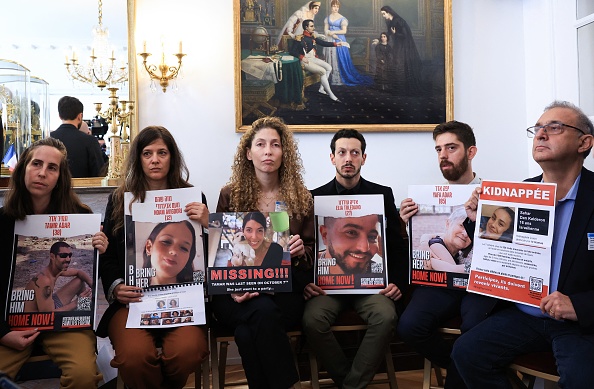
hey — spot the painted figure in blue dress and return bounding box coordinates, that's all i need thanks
[323,0,372,86]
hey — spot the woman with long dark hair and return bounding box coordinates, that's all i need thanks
[0,138,107,387]
[97,126,208,389]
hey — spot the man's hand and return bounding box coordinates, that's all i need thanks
[379,283,402,301]
[114,284,143,304]
[0,330,39,351]
[185,202,209,228]
[231,292,259,303]
[540,291,578,321]
[303,283,325,300]
[399,198,418,224]
[464,187,482,222]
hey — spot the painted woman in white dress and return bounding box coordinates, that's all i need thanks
[275,1,321,48]
[323,0,372,86]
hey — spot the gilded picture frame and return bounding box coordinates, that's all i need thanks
[234,0,453,133]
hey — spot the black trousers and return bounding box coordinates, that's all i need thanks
[211,292,304,389]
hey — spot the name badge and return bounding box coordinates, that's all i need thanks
[588,233,594,250]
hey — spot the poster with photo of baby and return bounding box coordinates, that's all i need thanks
[6,214,101,331]
[124,187,205,289]
[207,211,292,294]
[467,181,557,307]
[407,185,477,289]
[313,194,387,294]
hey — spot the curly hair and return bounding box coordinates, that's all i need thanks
[4,137,90,219]
[110,126,191,235]
[226,117,312,219]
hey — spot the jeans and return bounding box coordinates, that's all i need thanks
[452,305,594,388]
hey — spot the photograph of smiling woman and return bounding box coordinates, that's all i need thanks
[142,220,197,285]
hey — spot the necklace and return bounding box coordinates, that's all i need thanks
[261,191,278,207]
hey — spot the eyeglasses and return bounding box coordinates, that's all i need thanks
[56,252,73,258]
[526,122,587,138]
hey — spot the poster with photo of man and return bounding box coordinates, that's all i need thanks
[314,194,387,294]
[6,214,101,331]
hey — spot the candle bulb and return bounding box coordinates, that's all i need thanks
[179,41,183,53]
[91,48,95,57]
[143,41,147,52]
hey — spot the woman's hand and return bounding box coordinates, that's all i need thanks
[92,231,109,255]
[114,284,143,304]
[288,234,305,257]
[185,202,209,228]
[0,330,39,350]
[231,292,259,303]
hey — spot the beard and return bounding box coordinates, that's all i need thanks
[336,163,361,180]
[327,242,371,275]
[440,155,469,182]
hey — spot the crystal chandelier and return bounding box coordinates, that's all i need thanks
[64,0,128,89]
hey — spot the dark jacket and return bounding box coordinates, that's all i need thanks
[463,168,594,330]
[310,177,409,295]
[50,123,105,178]
[526,168,594,330]
[290,31,336,60]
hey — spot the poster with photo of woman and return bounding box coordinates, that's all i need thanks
[407,184,476,289]
[467,181,557,307]
[207,211,292,294]
[123,187,206,328]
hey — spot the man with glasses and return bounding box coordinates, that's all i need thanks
[24,242,93,312]
[452,101,594,388]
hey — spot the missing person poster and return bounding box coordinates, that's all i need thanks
[6,214,100,331]
[467,181,556,307]
[207,211,292,294]
[408,185,477,289]
[314,195,387,294]
[124,187,206,328]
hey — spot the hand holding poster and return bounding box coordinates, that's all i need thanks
[314,195,387,294]
[467,181,557,307]
[207,211,292,294]
[407,185,477,289]
[124,187,206,328]
[6,214,100,331]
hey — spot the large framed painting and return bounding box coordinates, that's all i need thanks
[234,0,452,132]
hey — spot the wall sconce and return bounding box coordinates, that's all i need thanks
[138,41,185,92]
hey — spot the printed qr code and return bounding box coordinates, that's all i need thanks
[77,296,91,311]
[193,270,205,284]
[529,277,543,293]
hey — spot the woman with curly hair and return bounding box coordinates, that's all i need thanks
[97,126,209,389]
[213,116,314,389]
